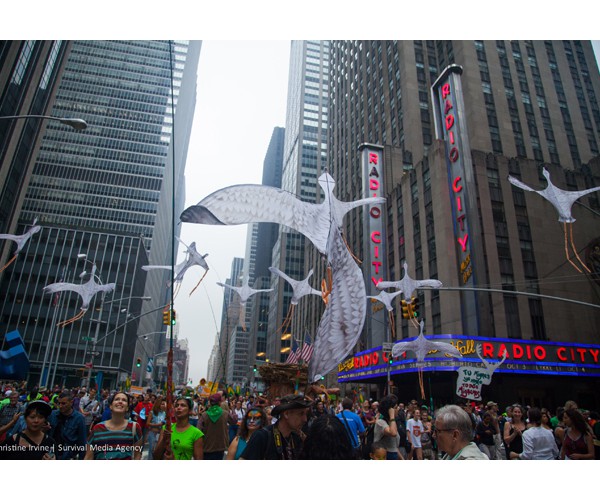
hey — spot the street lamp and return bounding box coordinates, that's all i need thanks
[0,114,87,130]
[78,254,151,390]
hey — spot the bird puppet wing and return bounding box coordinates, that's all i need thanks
[308,227,367,383]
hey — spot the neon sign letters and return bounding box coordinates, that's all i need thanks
[368,151,384,287]
[441,81,473,285]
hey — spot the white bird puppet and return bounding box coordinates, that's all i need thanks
[507,166,600,273]
[0,218,42,273]
[377,262,443,327]
[366,289,403,338]
[391,319,462,398]
[180,172,386,383]
[43,264,116,327]
[269,267,323,335]
[217,277,273,331]
[142,238,209,296]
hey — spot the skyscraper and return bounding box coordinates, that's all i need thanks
[244,127,284,372]
[0,41,201,388]
[267,41,329,363]
[0,41,72,239]
[328,41,600,405]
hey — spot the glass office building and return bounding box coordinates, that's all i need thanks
[0,41,201,388]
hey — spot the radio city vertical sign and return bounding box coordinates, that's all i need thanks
[360,143,387,347]
[431,64,482,335]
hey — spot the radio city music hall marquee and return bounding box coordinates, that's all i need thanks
[337,336,600,382]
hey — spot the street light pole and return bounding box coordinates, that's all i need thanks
[0,114,87,130]
[84,295,152,390]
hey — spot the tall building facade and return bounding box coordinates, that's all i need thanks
[243,127,284,375]
[0,41,201,389]
[328,41,600,408]
[216,256,244,384]
[267,41,330,363]
[0,41,72,240]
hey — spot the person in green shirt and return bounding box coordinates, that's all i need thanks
[154,397,204,460]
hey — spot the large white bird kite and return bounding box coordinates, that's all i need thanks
[142,238,209,296]
[180,172,386,383]
[43,264,116,327]
[217,277,273,331]
[366,289,403,338]
[377,262,443,300]
[269,267,323,335]
[508,167,600,273]
[377,262,442,328]
[0,218,41,273]
[392,319,462,398]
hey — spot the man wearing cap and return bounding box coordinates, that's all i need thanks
[240,394,311,460]
[199,393,230,459]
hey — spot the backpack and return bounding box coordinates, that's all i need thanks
[360,423,375,460]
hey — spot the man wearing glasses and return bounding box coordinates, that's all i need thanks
[433,405,488,460]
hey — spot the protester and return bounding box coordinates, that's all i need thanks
[79,387,100,432]
[406,407,424,459]
[434,404,488,460]
[199,393,230,459]
[510,407,558,460]
[560,408,595,460]
[48,391,88,460]
[133,391,153,443]
[154,396,204,460]
[336,397,365,458]
[420,407,435,460]
[0,391,23,443]
[373,395,402,460]
[475,412,497,459]
[226,407,268,460]
[503,404,526,456]
[85,391,143,460]
[240,394,311,460]
[0,400,55,460]
[370,441,387,460]
[146,396,167,460]
[299,413,355,459]
[229,399,246,443]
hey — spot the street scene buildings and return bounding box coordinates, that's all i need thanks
[1,40,599,410]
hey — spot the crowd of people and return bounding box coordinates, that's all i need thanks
[0,380,598,460]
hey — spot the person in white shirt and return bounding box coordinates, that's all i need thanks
[406,408,424,460]
[510,407,559,460]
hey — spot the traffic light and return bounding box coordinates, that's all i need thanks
[162,309,170,325]
[136,358,141,367]
[401,300,410,319]
[171,309,176,325]
[411,298,419,318]
[253,364,257,373]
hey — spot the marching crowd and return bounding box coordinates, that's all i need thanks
[0,380,599,460]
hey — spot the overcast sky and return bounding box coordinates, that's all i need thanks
[176,41,291,384]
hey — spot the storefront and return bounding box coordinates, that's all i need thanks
[338,335,600,410]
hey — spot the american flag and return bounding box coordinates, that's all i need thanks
[300,333,314,363]
[285,338,300,364]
